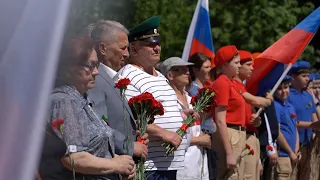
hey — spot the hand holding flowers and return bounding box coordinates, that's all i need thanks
[162,86,215,155]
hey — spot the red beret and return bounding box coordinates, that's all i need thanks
[239,50,253,62]
[214,45,239,67]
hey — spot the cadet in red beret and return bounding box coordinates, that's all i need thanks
[211,45,246,179]
[233,50,274,179]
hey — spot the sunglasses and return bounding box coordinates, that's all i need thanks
[170,67,189,74]
[79,61,100,71]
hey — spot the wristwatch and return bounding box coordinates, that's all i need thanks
[316,102,320,107]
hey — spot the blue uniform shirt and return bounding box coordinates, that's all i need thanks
[274,99,297,157]
[287,88,316,146]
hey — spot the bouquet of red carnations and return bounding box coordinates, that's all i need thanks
[162,86,216,156]
[128,92,164,180]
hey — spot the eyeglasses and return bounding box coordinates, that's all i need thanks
[170,67,189,74]
[79,61,100,71]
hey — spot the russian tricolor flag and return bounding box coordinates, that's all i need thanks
[182,0,215,67]
[246,7,320,96]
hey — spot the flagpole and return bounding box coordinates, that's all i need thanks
[256,63,293,116]
[181,0,201,61]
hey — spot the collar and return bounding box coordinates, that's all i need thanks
[53,85,93,108]
[99,63,125,82]
[177,91,192,109]
[290,87,307,95]
[192,80,200,88]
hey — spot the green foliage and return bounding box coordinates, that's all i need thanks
[132,0,318,64]
[65,0,319,65]
[131,0,196,60]
[65,0,135,38]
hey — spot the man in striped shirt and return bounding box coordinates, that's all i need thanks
[118,16,195,180]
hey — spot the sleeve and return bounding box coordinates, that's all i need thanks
[274,104,282,124]
[125,84,141,99]
[264,111,277,156]
[240,83,247,93]
[49,98,89,153]
[213,79,230,107]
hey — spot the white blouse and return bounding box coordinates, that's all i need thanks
[176,91,209,180]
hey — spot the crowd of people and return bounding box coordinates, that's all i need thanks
[37,15,320,180]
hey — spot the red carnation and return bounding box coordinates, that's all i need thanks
[190,96,198,106]
[149,117,155,124]
[180,124,189,132]
[246,144,251,150]
[114,78,130,89]
[51,118,64,131]
[266,145,274,151]
[250,149,255,155]
[137,137,145,144]
[152,100,164,116]
[290,113,296,119]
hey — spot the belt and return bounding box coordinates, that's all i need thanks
[246,131,256,136]
[227,124,245,131]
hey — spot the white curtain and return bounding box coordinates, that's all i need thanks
[0,0,70,179]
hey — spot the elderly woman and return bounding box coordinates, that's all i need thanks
[160,57,211,180]
[43,36,135,180]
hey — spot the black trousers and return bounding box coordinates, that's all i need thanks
[260,146,269,180]
[206,148,218,180]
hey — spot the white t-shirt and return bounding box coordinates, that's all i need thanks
[117,64,188,171]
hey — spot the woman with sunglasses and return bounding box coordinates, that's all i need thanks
[160,57,212,180]
[211,45,246,180]
[41,36,135,180]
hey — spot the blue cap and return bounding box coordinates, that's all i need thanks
[310,73,320,81]
[288,60,311,75]
[283,75,292,81]
[310,73,315,81]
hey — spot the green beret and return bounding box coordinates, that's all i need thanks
[129,16,161,43]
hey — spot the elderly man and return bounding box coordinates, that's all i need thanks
[87,20,148,163]
[118,16,197,180]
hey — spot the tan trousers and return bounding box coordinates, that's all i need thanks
[212,127,246,180]
[291,145,311,180]
[310,132,320,180]
[273,157,294,180]
[244,134,260,180]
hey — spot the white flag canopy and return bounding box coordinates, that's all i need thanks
[0,0,70,179]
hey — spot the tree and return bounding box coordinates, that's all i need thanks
[131,0,197,60]
[132,0,319,64]
[64,0,135,38]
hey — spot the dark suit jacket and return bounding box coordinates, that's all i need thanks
[258,102,279,147]
[88,66,136,156]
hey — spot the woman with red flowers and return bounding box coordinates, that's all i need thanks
[160,57,211,180]
[210,45,246,180]
[187,52,218,180]
[40,36,135,180]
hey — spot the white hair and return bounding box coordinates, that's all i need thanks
[90,20,129,44]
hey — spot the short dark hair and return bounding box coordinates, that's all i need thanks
[240,59,252,65]
[291,69,310,76]
[280,78,291,87]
